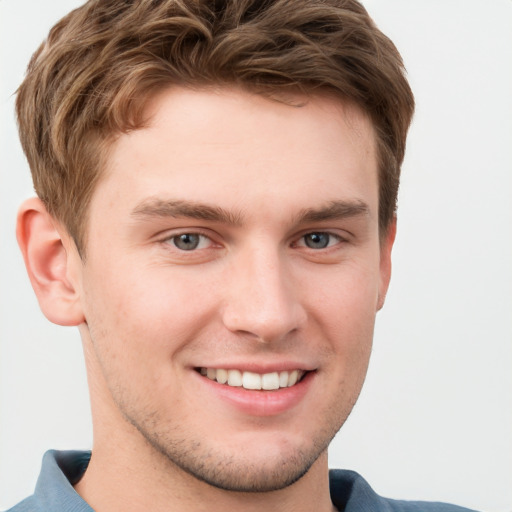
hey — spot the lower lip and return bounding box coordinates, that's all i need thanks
[196,371,314,417]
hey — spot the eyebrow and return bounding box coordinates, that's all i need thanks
[131,197,370,226]
[295,200,370,224]
[131,198,243,226]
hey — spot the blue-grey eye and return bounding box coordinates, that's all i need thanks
[303,232,331,249]
[173,233,201,250]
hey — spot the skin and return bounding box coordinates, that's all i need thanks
[17,87,395,512]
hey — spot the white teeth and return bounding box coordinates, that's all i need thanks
[261,372,279,390]
[243,371,262,390]
[216,368,228,384]
[227,369,242,387]
[200,368,306,390]
[288,369,299,387]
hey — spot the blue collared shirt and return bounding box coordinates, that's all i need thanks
[5,450,476,511]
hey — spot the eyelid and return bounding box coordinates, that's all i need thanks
[174,233,212,250]
[157,228,219,249]
[292,230,348,248]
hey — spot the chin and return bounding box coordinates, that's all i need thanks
[164,444,323,493]
[134,417,339,493]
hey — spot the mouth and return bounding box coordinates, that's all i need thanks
[196,367,307,391]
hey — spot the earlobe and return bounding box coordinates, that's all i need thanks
[16,197,85,326]
[377,217,397,311]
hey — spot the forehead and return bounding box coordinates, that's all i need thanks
[92,86,378,226]
[138,86,376,163]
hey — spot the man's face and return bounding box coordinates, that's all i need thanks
[73,87,393,491]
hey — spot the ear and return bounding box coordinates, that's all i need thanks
[16,197,85,326]
[376,216,397,311]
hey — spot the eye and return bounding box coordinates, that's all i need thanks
[170,233,211,251]
[300,232,340,249]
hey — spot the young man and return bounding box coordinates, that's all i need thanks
[7,0,477,511]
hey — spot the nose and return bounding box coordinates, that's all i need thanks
[221,245,306,343]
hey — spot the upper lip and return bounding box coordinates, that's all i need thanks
[193,361,317,373]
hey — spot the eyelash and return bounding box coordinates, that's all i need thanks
[294,232,343,250]
[168,233,213,251]
[161,230,345,252]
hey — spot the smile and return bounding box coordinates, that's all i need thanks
[198,368,306,391]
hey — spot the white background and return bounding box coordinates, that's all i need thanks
[1,1,511,510]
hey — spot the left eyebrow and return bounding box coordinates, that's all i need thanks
[131,198,243,226]
[295,200,371,224]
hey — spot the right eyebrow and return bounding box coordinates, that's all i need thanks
[131,198,244,226]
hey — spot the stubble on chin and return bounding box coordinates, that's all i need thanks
[119,404,344,493]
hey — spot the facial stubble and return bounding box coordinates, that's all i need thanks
[113,383,357,494]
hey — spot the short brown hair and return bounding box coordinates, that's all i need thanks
[16,0,414,254]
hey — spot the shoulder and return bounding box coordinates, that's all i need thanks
[3,450,93,512]
[375,498,478,512]
[3,495,40,512]
[329,469,478,512]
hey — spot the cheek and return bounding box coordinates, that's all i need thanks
[305,259,380,331]
[81,261,219,362]
[305,263,378,383]
[80,270,197,411]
